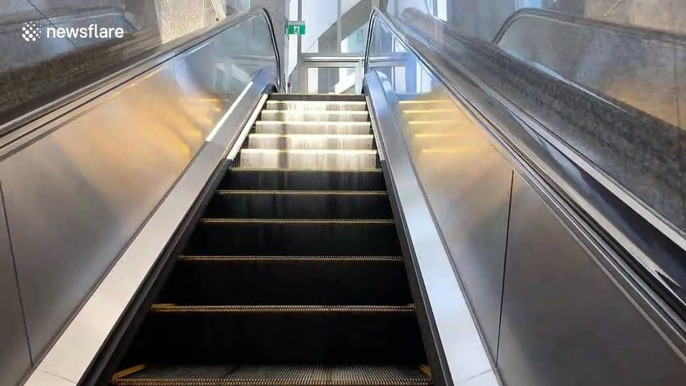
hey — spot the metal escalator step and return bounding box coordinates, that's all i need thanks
[248,134,374,150]
[261,110,370,122]
[269,93,366,102]
[205,190,391,219]
[127,306,425,364]
[177,255,403,261]
[184,219,400,256]
[150,305,415,313]
[255,121,371,135]
[198,218,394,224]
[221,169,386,191]
[239,149,378,170]
[159,255,410,305]
[113,364,433,386]
[266,100,367,111]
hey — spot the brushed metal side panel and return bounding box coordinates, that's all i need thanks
[398,93,513,356]
[0,185,32,386]
[368,17,513,359]
[366,71,495,386]
[4,49,230,361]
[499,174,686,386]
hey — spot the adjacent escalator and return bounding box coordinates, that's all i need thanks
[110,94,433,386]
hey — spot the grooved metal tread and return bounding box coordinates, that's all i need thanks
[241,149,377,154]
[198,218,395,224]
[178,255,403,262]
[150,305,416,313]
[215,190,387,195]
[229,168,383,172]
[113,365,432,386]
[256,121,371,126]
[261,110,370,115]
[249,134,374,138]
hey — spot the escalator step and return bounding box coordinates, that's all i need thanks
[255,121,372,135]
[159,255,410,305]
[261,110,370,122]
[266,100,368,111]
[205,190,392,219]
[220,169,386,191]
[239,149,378,170]
[247,133,374,150]
[150,304,415,313]
[128,305,425,364]
[184,219,401,256]
[113,364,432,386]
[269,94,366,102]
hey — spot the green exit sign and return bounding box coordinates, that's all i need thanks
[288,21,305,35]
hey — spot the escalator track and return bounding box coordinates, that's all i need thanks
[109,94,433,386]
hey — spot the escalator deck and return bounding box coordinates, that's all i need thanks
[111,94,432,386]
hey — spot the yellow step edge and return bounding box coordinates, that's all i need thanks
[112,364,146,380]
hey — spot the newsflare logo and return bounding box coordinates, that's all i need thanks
[21,22,124,42]
[22,22,41,42]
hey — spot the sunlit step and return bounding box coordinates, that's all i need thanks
[239,149,378,170]
[261,110,369,122]
[398,99,454,105]
[248,134,374,150]
[266,100,367,111]
[255,121,372,135]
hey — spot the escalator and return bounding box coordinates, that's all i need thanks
[109,94,433,386]
[9,5,686,386]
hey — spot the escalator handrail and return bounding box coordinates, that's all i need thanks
[0,6,282,143]
[364,7,686,335]
[492,7,686,46]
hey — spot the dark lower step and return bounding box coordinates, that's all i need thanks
[220,169,386,191]
[184,219,401,256]
[126,305,425,365]
[158,256,411,305]
[205,191,392,219]
[113,364,432,386]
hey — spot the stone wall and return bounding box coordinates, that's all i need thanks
[0,0,250,122]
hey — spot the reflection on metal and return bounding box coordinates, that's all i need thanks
[500,174,686,386]
[16,10,279,386]
[366,5,686,386]
[25,73,275,386]
[401,8,686,247]
[0,184,32,386]
[369,5,686,330]
[206,81,255,142]
[1,7,282,141]
[365,71,498,386]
